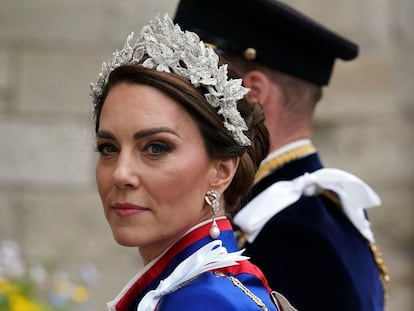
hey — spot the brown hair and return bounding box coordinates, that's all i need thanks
[93,63,269,214]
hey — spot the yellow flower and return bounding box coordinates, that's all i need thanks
[72,285,89,303]
[0,278,19,296]
[9,294,44,311]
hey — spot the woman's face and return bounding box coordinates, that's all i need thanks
[96,82,219,263]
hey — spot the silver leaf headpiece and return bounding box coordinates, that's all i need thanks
[90,14,251,146]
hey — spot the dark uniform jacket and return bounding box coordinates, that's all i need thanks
[237,151,386,311]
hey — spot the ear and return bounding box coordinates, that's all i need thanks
[243,70,272,105]
[209,157,240,193]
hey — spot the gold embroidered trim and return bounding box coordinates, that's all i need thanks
[255,143,316,183]
[369,242,390,304]
[214,272,269,310]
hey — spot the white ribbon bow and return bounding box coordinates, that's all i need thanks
[234,168,381,243]
[137,240,248,311]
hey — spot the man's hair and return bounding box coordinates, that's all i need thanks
[223,54,323,118]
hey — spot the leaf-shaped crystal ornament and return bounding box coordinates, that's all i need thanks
[90,14,251,146]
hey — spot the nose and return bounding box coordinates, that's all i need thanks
[112,151,140,190]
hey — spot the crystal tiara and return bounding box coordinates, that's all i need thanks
[90,14,251,146]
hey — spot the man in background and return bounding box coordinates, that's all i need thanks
[174,0,389,310]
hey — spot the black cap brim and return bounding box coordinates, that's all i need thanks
[174,0,359,85]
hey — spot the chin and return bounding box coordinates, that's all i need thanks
[111,229,141,247]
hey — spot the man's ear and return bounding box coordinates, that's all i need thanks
[243,70,272,104]
[209,157,240,192]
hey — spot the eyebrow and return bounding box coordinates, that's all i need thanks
[96,127,181,140]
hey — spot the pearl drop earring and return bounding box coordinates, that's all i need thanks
[204,189,220,239]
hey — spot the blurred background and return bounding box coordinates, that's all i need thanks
[0,0,412,310]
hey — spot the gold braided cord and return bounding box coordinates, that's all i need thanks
[369,242,390,304]
[254,143,316,183]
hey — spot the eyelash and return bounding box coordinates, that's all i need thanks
[145,141,172,156]
[95,141,173,157]
[96,143,118,156]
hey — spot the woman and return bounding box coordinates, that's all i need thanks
[91,14,296,311]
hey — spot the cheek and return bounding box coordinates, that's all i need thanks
[95,164,110,201]
[154,161,210,207]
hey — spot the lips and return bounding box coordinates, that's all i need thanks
[112,202,147,217]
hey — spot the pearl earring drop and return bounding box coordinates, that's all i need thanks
[204,189,221,239]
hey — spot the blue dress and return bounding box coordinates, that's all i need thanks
[236,145,387,311]
[107,219,285,311]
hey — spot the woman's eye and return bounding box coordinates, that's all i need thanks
[96,143,118,156]
[146,141,172,156]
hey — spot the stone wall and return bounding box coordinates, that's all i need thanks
[0,1,412,310]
